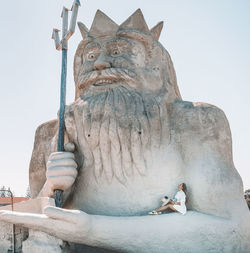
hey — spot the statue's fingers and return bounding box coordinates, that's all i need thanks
[46,166,78,178]
[0,209,89,243]
[1,210,76,242]
[48,152,75,161]
[0,210,51,229]
[44,206,89,225]
[46,175,76,191]
[47,158,77,168]
[64,142,76,152]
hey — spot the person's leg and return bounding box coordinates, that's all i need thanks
[155,205,168,212]
[167,204,178,212]
[156,204,178,213]
[168,200,175,205]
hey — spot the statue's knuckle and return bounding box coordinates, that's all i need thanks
[71,169,78,178]
[72,160,78,168]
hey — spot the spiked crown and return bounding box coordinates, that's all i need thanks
[74,9,182,101]
[78,9,163,41]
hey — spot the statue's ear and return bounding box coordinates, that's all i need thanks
[78,22,89,39]
[150,21,163,40]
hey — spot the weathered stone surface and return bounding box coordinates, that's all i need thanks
[0,221,12,252]
[22,230,63,253]
[0,198,56,252]
[0,8,250,253]
[0,197,55,213]
[244,189,250,209]
[0,222,28,253]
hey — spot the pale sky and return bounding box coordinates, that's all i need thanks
[0,0,249,196]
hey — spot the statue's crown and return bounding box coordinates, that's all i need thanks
[78,9,163,41]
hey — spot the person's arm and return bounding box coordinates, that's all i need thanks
[178,192,186,206]
[173,194,180,205]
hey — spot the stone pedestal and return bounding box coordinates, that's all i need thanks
[22,230,63,253]
[0,197,57,252]
[0,221,12,252]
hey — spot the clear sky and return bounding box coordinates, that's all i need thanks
[0,0,249,196]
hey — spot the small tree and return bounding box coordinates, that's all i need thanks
[0,186,6,197]
[26,186,31,198]
[5,187,12,197]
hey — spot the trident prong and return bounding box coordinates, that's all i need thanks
[52,0,81,208]
[52,29,61,50]
[52,0,81,51]
[67,0,81,39]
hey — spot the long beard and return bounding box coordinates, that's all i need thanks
[69,85,170,185]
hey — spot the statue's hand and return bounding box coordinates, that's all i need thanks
[0,206,92,243]
[46,147,78,194]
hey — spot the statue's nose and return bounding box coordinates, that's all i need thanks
[94,52,111,70]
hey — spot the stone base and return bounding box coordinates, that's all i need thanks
[0,221,12,252]
[22,230,63,253]
[0,197,55,252]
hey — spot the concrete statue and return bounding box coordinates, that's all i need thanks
[0,9,250,253]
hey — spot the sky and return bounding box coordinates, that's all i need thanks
[0,0,249,196]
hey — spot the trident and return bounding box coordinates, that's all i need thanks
[52,0,81,207]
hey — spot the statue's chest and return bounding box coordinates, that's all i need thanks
[65,143,184,216]
[64,102,183,215]
[65,101,172,185]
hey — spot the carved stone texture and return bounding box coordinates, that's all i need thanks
[0,8,249,253]
[0,221,12,252]
[244,189,250,209]
[0,197,57,252]
[22,230,63,253]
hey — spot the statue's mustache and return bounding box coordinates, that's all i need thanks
[78,68,137,89]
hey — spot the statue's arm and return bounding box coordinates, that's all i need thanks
[0,206,243,253]
[29,119,78,199]
[174,101,245,217]
[29,119,58,198]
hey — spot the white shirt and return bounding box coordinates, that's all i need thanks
[173,190,187,215]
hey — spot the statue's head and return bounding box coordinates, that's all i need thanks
[70,10,183,184]
[74,9,181,101]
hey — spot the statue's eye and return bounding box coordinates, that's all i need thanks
[111,49,121,57]
[87,53,97,61]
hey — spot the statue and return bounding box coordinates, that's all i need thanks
[1,9,250,253]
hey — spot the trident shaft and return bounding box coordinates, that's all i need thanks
[52,0,81,207]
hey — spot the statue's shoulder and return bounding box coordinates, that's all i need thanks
[31,119,58,166]
[34,119,58,141]
[172,99,227,116]
[170,100,230,136]
[30,119,58,198]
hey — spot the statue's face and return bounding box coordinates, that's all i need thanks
[71,35,172,186]
[77,36,163,94]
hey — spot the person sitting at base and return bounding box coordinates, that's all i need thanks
[149,183,187,215]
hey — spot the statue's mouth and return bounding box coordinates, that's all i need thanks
[93,79,117,86]
[78,68,137,89]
